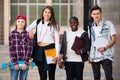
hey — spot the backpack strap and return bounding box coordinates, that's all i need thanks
[36,19,41,32]
[35,19,41,39]
[88,23,92,46]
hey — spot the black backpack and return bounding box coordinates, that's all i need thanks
[31,19,41,58]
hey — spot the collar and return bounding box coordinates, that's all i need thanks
[14,29,26,33]
[92,18,107,27]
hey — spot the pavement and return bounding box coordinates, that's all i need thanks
[0,45,120,80]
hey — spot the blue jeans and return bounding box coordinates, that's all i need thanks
[10,69,28,80]
[65,62,84,80]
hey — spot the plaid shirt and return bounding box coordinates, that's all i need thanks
[9,29,33,65]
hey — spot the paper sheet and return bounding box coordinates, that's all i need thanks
[93,37,108,48]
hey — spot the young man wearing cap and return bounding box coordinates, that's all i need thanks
[9,14,33,80]
[88,5,116,80]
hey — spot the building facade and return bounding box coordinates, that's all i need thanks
[0,0,120,45]
[0,0,84,45]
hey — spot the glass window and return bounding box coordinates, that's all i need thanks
[19,0,27,3]
[19,6,26,16]
[29,0,37,3]
[70,0,73,3]
[61,6,67,25]
[10,0,82,27]
[70,0,80,3]
[11,0,18,3]
[53,0,59,3]
[38,0,45,3]
[29,5,37,23]
[38,6,45,18]
[53,5,59,25]
[70,5,73,17]
[61,0,68,3]
[10,5,18,25]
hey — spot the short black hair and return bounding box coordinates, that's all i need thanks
[69,16,79,25]
[90,5,102,14]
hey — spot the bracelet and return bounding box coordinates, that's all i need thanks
[104,47,106,51]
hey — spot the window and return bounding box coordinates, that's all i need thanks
[53,0,82,26]
[10,0,82,27]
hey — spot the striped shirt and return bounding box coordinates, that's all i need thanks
[9,29,33,65]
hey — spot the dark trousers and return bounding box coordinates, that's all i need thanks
[35,61,56,80]
[91,59,113,80]
[65,62,84,80]
[33,43,56,80]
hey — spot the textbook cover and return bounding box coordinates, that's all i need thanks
[71,36,84,51]
[45,48,56,64]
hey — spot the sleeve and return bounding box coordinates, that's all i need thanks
[54,29,60,57]
[26,19,37,32]
[60,31,66,55]
[9,33,17,65]
[109,22,116,36]
[24,33,33,65]
[81,32,91,53]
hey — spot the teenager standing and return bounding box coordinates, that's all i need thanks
[88,5,116,80]
[9,14,33,80]
[58,16,90,80]
[26,6,60,80]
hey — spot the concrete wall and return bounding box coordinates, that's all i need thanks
[99,0,120,76]
[0,0,4,44]
[4,0,10,45]
[100,0,120,25]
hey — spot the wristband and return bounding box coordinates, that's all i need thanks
[104,47,106,51]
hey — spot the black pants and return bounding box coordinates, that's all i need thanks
[35,61,56,80]
[33,43,56,80]
[65,62,84,80]
[91,59,113,80]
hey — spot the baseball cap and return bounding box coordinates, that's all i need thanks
[16,14,26,21]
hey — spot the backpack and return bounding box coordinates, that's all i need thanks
[31,19,41,58]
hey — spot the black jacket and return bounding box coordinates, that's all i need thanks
[60,31,90,62]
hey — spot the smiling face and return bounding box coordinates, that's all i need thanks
[91,9,102,23]
[43,8,51,22]
[69,17,79,31]
[16,19,26,31]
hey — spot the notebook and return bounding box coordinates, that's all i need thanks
[71,36,84,51]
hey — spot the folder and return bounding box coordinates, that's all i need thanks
[45,48,56,64]
[71,36,84,51]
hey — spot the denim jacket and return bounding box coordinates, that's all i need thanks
[88,19,115,62]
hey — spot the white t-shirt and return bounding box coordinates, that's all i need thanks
[26,19,60,56]
[65,28,85,62]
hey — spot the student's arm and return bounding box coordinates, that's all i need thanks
[26,19,37,39]
[106,35,116,49]
[81,32,91,53]
[54,29,60,57]
[57,31,66,68]
[105,23,116,49]
[26,19,37,31]
[24,33,33,65]
[98,22,116,52]
[9,33,17,65]
[59,31,67,61]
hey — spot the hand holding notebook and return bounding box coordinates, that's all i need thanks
[71,36,84,51]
